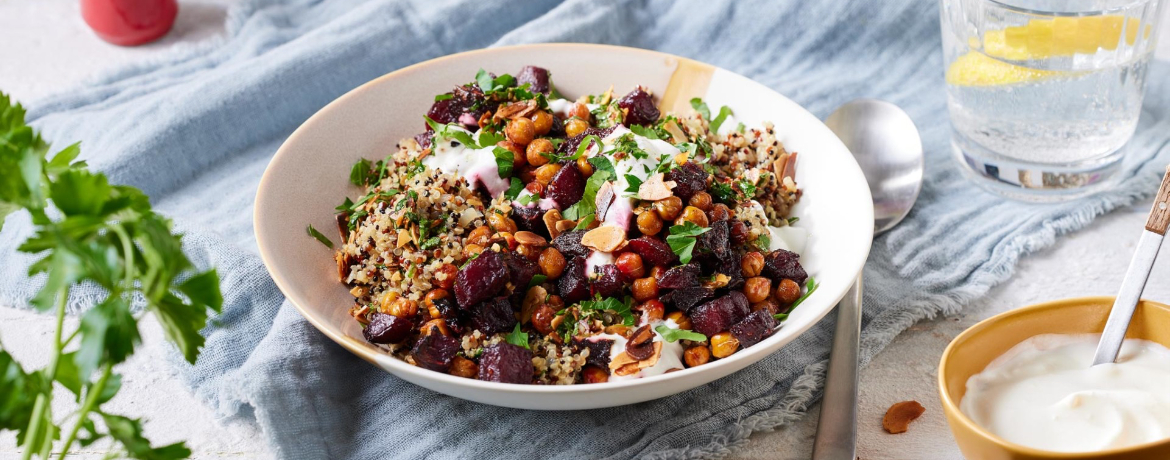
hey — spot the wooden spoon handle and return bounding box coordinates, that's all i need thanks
[1145,165,1170,235]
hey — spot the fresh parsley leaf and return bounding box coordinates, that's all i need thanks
[755,233,772,252]
[628,124,659,140]
[736,122,746,134]
[335,197,354,212]
[562,156,615,220]
[434,93,453,102]
[710,106,733,133]
[420,236,441,250]
[790,277,818,310]
[528,274,547,289]
[475,69,495,93]
[709,181,738,202]
[349,159,372,186]
[578,296,636,326]
[665,222,710,264]
[787,217,799,225]
[772,313,789,321]
[306,224,334,248]
[504,178,523,201]
[689,97,710,120]
[623,174,643,196]
[424,116,477,148]
[505,324,529,349]
[478,129,505,147]
[517,192,540,206]
[492,147,514,178]
[737,177,758,197]
[574,214,595,230]
[654,325,707,343]
[405,159,425,178]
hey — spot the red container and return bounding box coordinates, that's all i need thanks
[81,0,178,46]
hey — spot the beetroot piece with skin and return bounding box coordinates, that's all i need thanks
[617,87,660,126]
[557,127,616,155]
[478,343,534,384]
[470,296,517,335]
[515,66,551,94]
[660,286,715,312]
[504,252,539,292]
[545,162,586,209]
[511,205,546,236]
[689,291,751,336]
[411,333,461,372]
[664,162,709,202]
[762,249,808,285]
[557,257,591,304]
[626,237,678,267]
[590,264,626,298]
[552,230,590,259]
[454,250,510,308]
[362,313,414,344]
[731,310,779,348]
[573,337,614,369]
[657,264,701,290]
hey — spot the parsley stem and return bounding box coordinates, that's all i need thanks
[59,363,113,457]
[20,286,68,460]
[109,224,135,288]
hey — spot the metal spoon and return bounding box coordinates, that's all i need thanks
[812,99,923,460]
[1092,165,1170,365]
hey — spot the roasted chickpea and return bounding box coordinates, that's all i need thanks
[525,138,554,166]
[435,263,457,290]
[615,252,645,279]
[710,332,740,359]
[524,181,544,196]
[581,365,609,384]
[497,140,526,168]
[463,243,484,258]
[564,118,589,138]
[488,212,518,234]
[576,156,594,177]
[640,300,665,322]
[387,298,418,319]
[378,291,399,314]
[775,278,802,305]
[741,252,765,278]
[649,265,667,280]
[654,196,684,221]
[538,247,567,279]
[636,211,663,235]
[516,243,541,260]
[688,191,713,211]
[532,304,556,335]
[534,163,562,185]
[708,203,731,222]
[420,318,451,337]
[450,355,478,378]
[676,206,709,228]
[684,345,711,368]
[467,225,492,246]
[569,102,591,120]
[631,277,659,302]
[751,298,781,315]
[665,311,693,330]
[743,277,772,303]
[547,294,565,312]
[505,117,536,145]
[531,110,553,135]
[424,289,449,311]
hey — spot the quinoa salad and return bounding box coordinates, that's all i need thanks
[310,65,815,385]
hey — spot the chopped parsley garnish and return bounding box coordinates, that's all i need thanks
[690,97,733,134]
[528,274,548,289]
[505,323,530,349]
[477,129,505,147]
[406,159,425,178]
[492,146,514,178]
[578,296,636,326]
[737,177,758,197]
[611,133,649,160]
[654,325,707,343]
[736,122,746,134]
[689,97,711,120]
[710,181,737,202]
[434,93,454,102]
[475,69,516,94]
[754,233,771,252]
[665,221,711,264]
[423,116,478,148]
[306,224,334,248]
[420,236,441,250]
[517,192,540,206]
[710,106,733,133]
[504,177,524,201]
[623,174,643,196]
[562,156,615,220]
[787,217,799,225]
[629,123,667,140]
[544,134,602,164]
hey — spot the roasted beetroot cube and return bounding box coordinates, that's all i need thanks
[470,296,517,335]
[552,230,590,259]
[412,132,433,150]
[478,343,534,384]
[411,333,460,372]
[689,291,751,336]
[557,127,615,155]
[731,310,779,348]
[546,161,585,208]
[617,87,660,126]
[557,257,591,304]
[425,97,462,128]
[504,252,539,292]
[512,205,546,237]
[363,313,414,344]
[762,249,807,285]
[425,84,488,131]
[573,336,614,369]
[626,237,678,267]
[658,263,700,289]
[661,286,714,312]
[516,66,551,94]
[590,264,626,298]
[455,250,510,308]
[664,162,709,202]
[697,220,729,255]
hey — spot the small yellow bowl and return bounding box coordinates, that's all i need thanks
[938,296,1170,460]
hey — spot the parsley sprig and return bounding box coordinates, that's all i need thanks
[578,296,636,326]
[665,222,711,264]
[0,92,222,459]
[654,325,707,343]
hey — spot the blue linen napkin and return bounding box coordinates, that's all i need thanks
[3,0,1169,458]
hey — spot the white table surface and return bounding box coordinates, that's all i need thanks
[2,2,1169,459]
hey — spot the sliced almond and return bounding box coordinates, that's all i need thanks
[514,231,547,247]
[580,225,625,253]
[596,181,616,219]
[614,362,641,376]
[555,219,577,233]
[663,120,688,144]
[396,229,413,249]
[609,351,638,371]
[637,342,664,369]
[773,152,790,179]
[637,173,675,201]
[783,151,798,180]
[543,209,563,239]
[493,101,533,121]
[520,285,547,324]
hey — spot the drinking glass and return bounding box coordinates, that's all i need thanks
[940,0,1165,201]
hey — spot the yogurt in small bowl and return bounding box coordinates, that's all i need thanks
[938,297,1170,460]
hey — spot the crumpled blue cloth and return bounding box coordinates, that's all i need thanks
[3,0,1168,458]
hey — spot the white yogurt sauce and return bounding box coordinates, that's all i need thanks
[745,200,808,254]
[547,98,598,118]
[422,129,510,197]
[596,126,679,231]
[604,319,687,381]
[584,250,615,277]
[960,334,1170,453]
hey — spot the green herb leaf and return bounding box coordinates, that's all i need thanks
[574,214,595,230]
[103,414,193,460]
[492,147,514,178]
[504,177,524,201]
[349,159,372,186]
[772,313,789,321]
[709,106,733,133]
[787,217,799,225]
[755,233,772,252]
[665,222,710,264]
[475,69,495,92]
[628,124,659,140]
[528,274,548,288]
[654,325,707,343]
[736,122,746,133]
[424,116,478,148]
[434,93,454,102]
[623,174,643,196]
[478,130,505,147]
[420,236,441,250]
[578,296,636,326]
[562,156,615,220]
[689,98,710,120]
[790,277,818,310]
[307,224,334,248]
[505,323,529,349]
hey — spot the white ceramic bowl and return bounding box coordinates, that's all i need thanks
[254,44,873,410]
